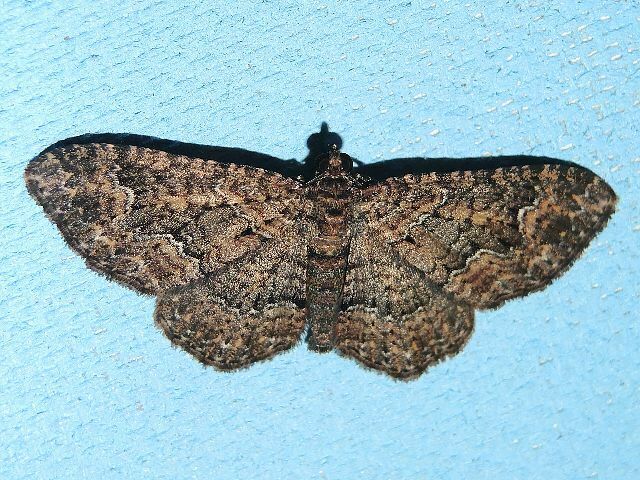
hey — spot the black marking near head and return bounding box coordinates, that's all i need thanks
[306,122,343,153]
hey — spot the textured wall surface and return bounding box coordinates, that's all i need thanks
[1,1,638,479]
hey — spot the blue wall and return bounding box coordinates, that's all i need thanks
[1,1,638,478]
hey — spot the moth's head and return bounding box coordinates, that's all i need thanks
[315,144,353,176]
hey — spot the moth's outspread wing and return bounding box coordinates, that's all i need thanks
[26,137,618,377]
[335,233,474,380]
[357,164,616,309]
[25,143,306,295]
[155,241,306,370]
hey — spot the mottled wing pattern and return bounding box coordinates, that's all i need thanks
[335,163,615,378]
[25,143,309,367]
[25,143,305,295]
[335,232,474,379]
[26,139,618,378]
[155,241,306,370]
[357,164,617,309]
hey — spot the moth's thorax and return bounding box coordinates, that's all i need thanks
[313,145,354,178]
[305,148,354,351]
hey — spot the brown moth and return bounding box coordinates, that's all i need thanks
[25,126,617,380]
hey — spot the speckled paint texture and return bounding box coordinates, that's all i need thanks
[1,1,638,479]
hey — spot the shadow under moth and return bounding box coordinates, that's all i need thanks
[25,124,617,380]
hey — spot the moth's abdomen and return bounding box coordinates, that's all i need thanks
[305,175,353,352]
[306,236,349,351]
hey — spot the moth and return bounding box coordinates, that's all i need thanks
[25,125,617,380]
